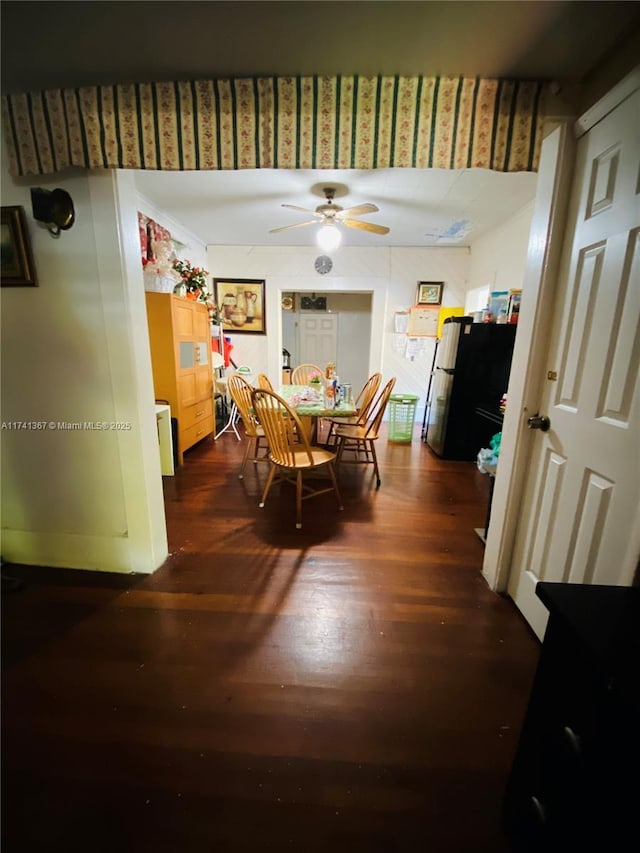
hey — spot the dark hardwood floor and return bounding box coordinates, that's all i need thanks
[1,424,540,852]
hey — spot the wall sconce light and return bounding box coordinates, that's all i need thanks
[31,187,75,236]
[316,224,341,252]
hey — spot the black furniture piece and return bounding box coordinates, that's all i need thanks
[503,582,640,852]
[425,317,516,460]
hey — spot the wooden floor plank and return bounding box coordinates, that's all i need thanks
[2,425,539,852]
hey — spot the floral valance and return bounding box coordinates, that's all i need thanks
[1,75,544,178]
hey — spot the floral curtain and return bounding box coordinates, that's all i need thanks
[1,75,544,178]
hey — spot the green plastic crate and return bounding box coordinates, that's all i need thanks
[387,393,419,443]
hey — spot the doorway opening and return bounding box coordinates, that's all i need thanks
[282,291,373,394]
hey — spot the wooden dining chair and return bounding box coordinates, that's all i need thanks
[324,371,382,447]
[227,374,269,478]
[256,373,274,391]
[291,363,322,385]
[334,377,396,488]
[251,388,343,529]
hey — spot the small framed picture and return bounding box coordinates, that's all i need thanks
[214,277,266,334]
[416,281,443,306]
[1,206,38,287]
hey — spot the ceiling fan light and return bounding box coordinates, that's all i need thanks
[317,224,341,252]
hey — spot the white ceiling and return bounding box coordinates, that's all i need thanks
[3,1,638,250]
[134,166,539,248]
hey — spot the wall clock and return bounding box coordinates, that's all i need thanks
[314,255,333,275]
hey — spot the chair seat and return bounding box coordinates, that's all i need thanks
[334,423,367,440]
[274,447,336,470]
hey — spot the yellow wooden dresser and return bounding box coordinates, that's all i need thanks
[145,293,214,464]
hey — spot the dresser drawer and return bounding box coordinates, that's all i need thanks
[180,415,214,452]
[181,398,213,431]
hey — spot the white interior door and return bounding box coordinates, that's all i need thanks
[298,313,338,369]
[508,85,640,639]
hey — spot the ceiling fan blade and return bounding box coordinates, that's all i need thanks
[342,218,390,235]
[281,204,321,216]
[269,219,318,234]
[337,203,379,217]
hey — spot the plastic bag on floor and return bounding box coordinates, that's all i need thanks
[477,432,502,474]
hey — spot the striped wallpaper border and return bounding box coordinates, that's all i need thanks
[1,75,545,177]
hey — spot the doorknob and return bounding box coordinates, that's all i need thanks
[527,414,550,431]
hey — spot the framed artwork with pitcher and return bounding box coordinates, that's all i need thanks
[214,278,266,334]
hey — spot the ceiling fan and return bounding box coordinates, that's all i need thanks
[269,186,390,237]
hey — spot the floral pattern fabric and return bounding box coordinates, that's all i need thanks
[138,212,175,276]
[1,75,544,177]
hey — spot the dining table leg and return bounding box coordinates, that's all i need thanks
[296,415,318,444]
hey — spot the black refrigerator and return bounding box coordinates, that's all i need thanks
[425,316,517,460]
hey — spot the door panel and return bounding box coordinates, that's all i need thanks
[508,88,640,639]
[298,313,338,369]
[598,229,639,421]
[174,301,195,337]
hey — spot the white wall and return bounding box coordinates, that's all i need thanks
[0,154,167,573]
[207,245,470,420]
[467,202,535,296]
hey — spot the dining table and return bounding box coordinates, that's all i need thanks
[279,384,356,443]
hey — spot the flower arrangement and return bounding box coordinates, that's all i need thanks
[172,258,210,296]
[308,369,323,386]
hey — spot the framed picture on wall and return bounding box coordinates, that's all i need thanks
[416,281,443,306]
[214,278,266,334]
[1,206,38,287]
